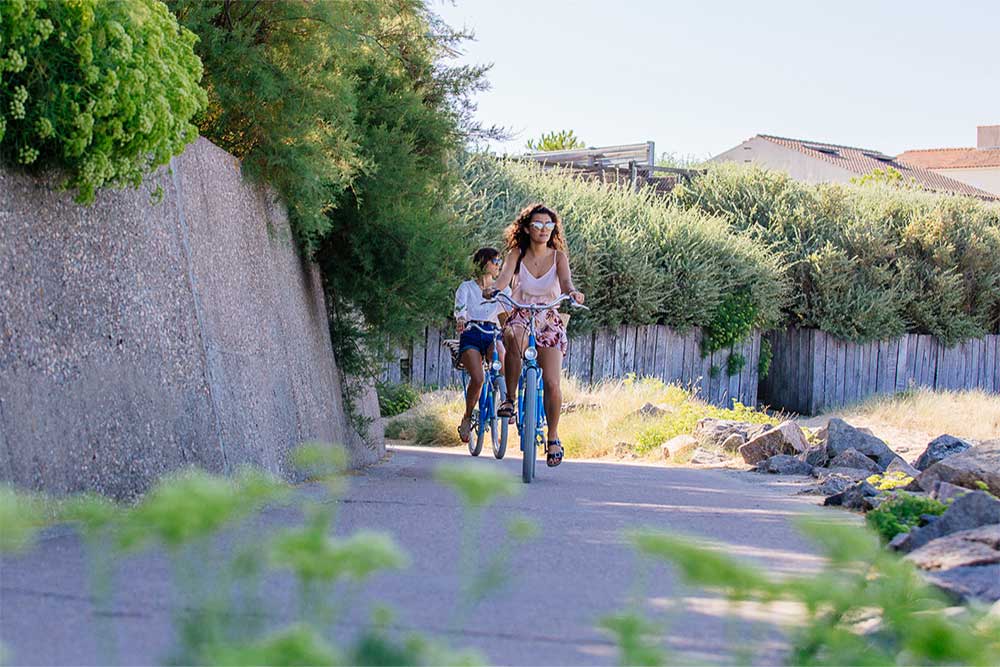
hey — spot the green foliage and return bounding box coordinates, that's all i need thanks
[435,464,519,507]
[674,162,1000,343]
[757,337,773,378]
[708,364,721,379]
[621,519,1000,666]
[117,467,287,551]
[377,381,420,418]
[0,484,44,552]
[634,398,777,455]
[457,154,787,334]
[725,352,746,377]
[599,612,665,667]
[170,0,489,361]
[865,471,913,491]
[526,129,585,151]
[702,289,756,354]
[865,492,947,542]
[0,0,206,202]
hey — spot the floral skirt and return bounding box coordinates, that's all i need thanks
[504,308,568,357]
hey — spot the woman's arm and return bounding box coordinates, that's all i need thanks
[556,251,585,303]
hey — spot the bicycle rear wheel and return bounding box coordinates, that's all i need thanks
[521,367,539,483]
[469,406,483,456]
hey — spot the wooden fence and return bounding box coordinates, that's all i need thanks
[759,328,1000,415]
[381,325,762,408]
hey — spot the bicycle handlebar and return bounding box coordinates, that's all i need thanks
[465,322,502,336]
[482,291,589,312]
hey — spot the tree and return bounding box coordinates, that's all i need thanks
[168,0,499,368]
[526,129,585,152]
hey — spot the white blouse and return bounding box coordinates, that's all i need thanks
[454,280,510,325]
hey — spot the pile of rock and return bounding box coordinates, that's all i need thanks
[696,415,999,603]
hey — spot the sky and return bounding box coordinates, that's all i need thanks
[433,0,1000,160]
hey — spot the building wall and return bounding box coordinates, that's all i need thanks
[0,138,382,499]
[926,167,1000,195]
[709,137,858,184]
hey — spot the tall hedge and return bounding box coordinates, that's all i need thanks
[673,163,1000,344]
[457,155,788,345]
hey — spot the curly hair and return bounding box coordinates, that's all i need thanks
[503,203,567,262]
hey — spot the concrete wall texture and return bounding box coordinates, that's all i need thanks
[0,137,382,499]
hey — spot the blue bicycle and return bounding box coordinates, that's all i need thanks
[444,323,509,458]
[485,292,587,483]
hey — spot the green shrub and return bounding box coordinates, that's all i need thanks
[865,492,947,542]
[757,337,772,378]
[0,0,206,203]
[456,155,788,337]
[725,352,746,377]
[674,163,1000,343]
[377,382,419,418]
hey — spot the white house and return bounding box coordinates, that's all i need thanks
[710,134,997,201]
[897,125,1000,196]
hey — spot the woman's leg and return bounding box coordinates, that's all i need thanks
[502,325,528,408]
[537,347,563,443]
[461,349,485,419]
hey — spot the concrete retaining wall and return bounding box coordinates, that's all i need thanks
[0,138,382,499]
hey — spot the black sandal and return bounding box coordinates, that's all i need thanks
[497,399,515,418]
[547,440,564,467]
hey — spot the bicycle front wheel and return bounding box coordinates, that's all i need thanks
[521,367,539,483]
[492,378,506,459]
[470,406,483,457]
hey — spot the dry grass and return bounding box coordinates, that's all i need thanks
[384,375,779,461]
[800,387,1000,463]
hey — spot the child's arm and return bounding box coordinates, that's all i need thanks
[454,283,469,333]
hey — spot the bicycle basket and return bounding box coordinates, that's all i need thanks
[442,338,463,370]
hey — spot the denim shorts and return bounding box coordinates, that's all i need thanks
[458,322,499,357]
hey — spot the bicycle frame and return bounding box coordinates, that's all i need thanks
[514,315,546,452]
[459,323,504,437]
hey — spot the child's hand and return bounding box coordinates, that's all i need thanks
[455,318,466,335]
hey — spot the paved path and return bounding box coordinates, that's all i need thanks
[1,446,829,665]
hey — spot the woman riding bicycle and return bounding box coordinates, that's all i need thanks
[487,203,585,467]
[455,247,510,444]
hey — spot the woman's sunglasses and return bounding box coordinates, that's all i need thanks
[530,221,556,231]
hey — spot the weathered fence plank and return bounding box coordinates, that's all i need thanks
[756,328,998,415]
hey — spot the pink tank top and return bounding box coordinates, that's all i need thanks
[514,251,561,305]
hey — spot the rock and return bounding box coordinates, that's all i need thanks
[801,473,854,496]
[819,466,876,482]
[824,480,879,510]
[720,433,745,453]
[661,435,698,461]
[933,481,974,504]
[613,442,638,459]
[738,421,809,465]
[922,564,1000,603]
[827,448,882,474]
[758,454,813,475]
[914,435,973,471]
[885,457,921,479]
[825,418,904,471]
[636,402,666,418]
[888,532,911,551]
[693,418,773,448]
[917,439,1000,496]
[802,445,829,468]
[688,448,728,466]
[905,525,1000,571]
[897,491,1000,553]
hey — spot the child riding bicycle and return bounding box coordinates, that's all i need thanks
[454,247,511,443]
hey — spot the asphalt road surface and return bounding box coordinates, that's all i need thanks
[1,445,831,665]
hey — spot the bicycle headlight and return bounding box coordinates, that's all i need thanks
[491,360,502,372]
[524,346,538,361]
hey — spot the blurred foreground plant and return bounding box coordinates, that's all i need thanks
[614,518,1000,666]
